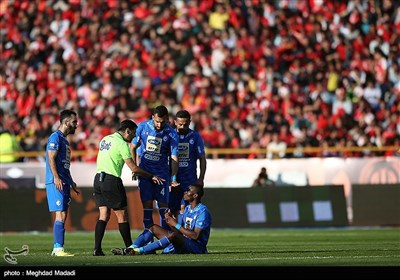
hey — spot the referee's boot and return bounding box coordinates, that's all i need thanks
[93,249,105,256]
[111,247,140,256]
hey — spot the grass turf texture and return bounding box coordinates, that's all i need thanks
[1,228,399,269]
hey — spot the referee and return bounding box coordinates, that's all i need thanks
[92,120,164,256]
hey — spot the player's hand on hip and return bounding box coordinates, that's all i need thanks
[54,177,63,190]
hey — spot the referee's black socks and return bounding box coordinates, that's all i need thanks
[119,222,133,248]
[94,220,107,250]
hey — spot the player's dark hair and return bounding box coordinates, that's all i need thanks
[60,109,77,124]
[153,105,169,118]
[176,109,191,119]
[191,184,204,199]
[118,119,137,132]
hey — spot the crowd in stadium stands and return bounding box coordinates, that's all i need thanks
[0,0,399,162]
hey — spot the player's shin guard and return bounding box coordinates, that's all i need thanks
[159,207,169,230]
[142,236,170,254]
[143,209,153,228]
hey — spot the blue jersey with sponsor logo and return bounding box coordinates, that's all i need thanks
[45,130,73,186]
[181,203,212,248]
[177,129,205,186]
[132,119,179,178]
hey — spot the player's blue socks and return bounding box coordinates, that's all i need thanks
[142,236,170,254]
[53,220,65,248]
[132,228,154,248]
[143,209,153,228]
[159,207,168,230]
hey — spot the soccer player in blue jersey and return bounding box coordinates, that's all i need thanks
[112,184,212,255]
[130,105,180,231]
[162,109,207,254]
[170,109,207,216]
[45,109,79,257]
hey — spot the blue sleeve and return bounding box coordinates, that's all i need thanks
[132,123,144,145]
[195,209,210,230]
[47,133,59,151]
[170,129,179,157]
[194,132,206,158]
[177,213,183,224]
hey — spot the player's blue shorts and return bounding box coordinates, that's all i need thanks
[46,183,71,212]
[138,177,169,205]
[174,237,208,254]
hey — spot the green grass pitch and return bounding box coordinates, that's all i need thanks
[1,228,399,276]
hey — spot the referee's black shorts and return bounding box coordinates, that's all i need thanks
[93,173,127,209]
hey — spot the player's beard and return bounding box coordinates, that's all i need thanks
[68,125,76,135]
[178,128,189,135]
[155,125,165,132]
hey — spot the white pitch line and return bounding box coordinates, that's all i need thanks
[99,254,400,265]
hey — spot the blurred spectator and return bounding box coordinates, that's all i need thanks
[266,132,287,159]
[0,126,20,163]
[0,0,398,160]
[252,167,275,187]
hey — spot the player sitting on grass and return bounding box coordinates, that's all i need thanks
[112,184,211,255]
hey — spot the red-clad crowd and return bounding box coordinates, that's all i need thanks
[0,0,399,161]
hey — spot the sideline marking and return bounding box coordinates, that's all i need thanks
[109,254,399,265]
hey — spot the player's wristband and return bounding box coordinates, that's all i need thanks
[175,224,182,230]
[171,175,177,181]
